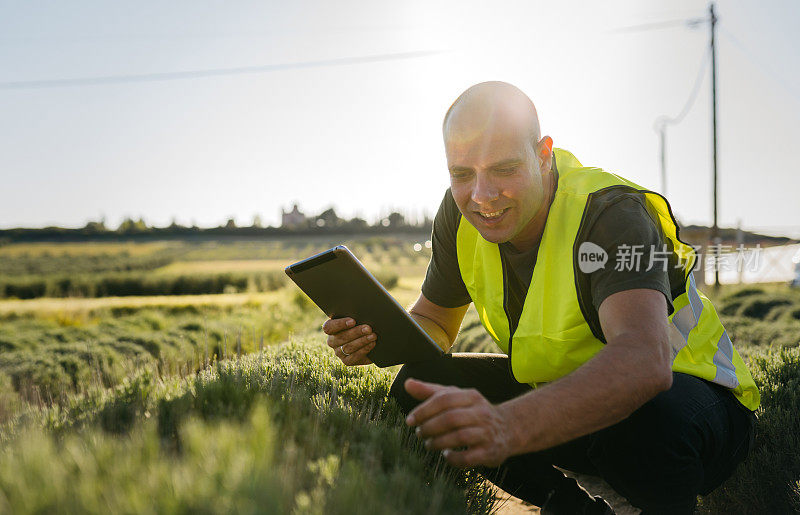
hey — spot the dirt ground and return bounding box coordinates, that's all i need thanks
[492,469,641,514]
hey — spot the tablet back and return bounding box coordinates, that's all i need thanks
[285,246,443,367]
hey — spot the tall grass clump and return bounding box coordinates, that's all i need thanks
[372,269,399,290]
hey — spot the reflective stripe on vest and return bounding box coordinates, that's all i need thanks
[456,148,760,411]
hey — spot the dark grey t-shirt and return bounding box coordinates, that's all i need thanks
[422,164,686,342]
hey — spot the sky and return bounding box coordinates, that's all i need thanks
[1,0,799,236]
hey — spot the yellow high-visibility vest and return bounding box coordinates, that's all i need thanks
[456,148,760,411]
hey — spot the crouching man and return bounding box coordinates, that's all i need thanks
[323,81,759,514]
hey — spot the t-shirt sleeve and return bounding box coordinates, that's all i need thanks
[585,196,675,316]
[421,189,472,308]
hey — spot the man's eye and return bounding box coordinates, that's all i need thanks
[496,168,516,174]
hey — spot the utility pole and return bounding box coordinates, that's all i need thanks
[637,6,721,287]
[658,124,667,196]
[650,14,708,200]
[710,2,720,289]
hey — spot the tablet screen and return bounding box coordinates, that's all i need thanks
[285,246,444,367]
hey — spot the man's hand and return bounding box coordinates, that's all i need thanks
[322,317,377,366]
[404,378,516,468]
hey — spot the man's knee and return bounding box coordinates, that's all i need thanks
[589,406,702,502]
[389,353,521,415]
[587,374,717,510]
[389,359,445,414]
[388,364,415,414]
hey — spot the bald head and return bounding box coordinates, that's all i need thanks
[443,81,541,152]
[441,81,555,250]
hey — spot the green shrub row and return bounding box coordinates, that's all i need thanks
[718,291,800,321]
[0,299,322,420]
[0,270,287,299]
[0,249,179,277]
[167,237,428,262]
[372,269,399,290]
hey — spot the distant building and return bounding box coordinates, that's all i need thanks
[281,204,306,228]
[315,207,340,228]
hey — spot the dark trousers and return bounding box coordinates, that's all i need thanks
[389,353,756,514]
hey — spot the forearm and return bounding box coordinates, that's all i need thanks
[498,340,672,455]
[409,311,453,352]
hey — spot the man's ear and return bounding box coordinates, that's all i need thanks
[537,136,553,173]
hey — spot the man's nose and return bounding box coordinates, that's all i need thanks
[471,172,499,205]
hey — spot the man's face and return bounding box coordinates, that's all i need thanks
[445,119,547,249]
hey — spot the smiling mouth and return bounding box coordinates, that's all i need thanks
[476,208,509,220]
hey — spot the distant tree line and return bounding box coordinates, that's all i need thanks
[0,208,433,243]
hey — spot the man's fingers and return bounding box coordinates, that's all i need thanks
[415,407,483,439]
[337,333,377,356]
[326,324,375,348]
[343,337,377,360]
[403,377,450,402]
[406,386,482,426]
[340,339,377,366]
[322,317,355,335]
[324,316,378,367]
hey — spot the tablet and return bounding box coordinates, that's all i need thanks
[285,245,444,367]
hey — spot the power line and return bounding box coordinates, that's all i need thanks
[719,27,800,106]
[653,46,710,198]
[607,16,705,34]
[0,49,446,90]
[655,47,711,129]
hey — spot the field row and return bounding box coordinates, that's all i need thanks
[0,290,323,421]
[0,238,431,300]
[0,237,433,272]
[0,273,427,419]
[0,271,799,511]
[1,315,798,512]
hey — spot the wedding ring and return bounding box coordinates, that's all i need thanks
[340,344,351,357]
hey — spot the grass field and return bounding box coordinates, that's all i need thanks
[0,241,173,257]
[1,238,799,512]
[0,342,496,514]
[0,237,430,300]
[157,259,294,274]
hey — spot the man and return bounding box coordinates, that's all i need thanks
[323,81,759,513]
